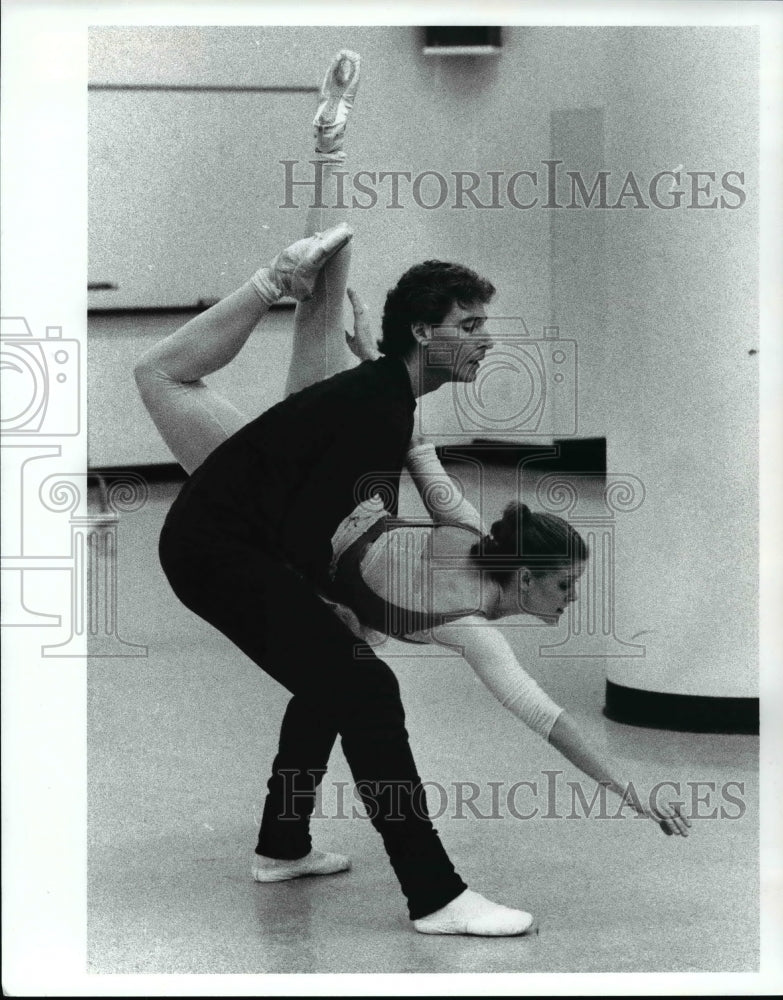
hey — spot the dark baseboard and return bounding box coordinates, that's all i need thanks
[604,679,759,734]
[88,300,295,317]
[440,437,606,475]
[91,439,606,486]
[88,463,187,485]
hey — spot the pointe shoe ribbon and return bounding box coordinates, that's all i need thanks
[251,222,354,304]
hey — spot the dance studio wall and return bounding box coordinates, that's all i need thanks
[601,29,756,702]
[88,27,758,704]
[543,27,757,703]
[88,26,590,461]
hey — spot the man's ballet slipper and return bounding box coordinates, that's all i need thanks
[251,222,354,304]
[252,849,351,883]
[313,49,361,154]
[413,888,535,936]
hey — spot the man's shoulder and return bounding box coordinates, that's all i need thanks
[245,356,413,446]
[296,356,409,405]
[336,356,403,391]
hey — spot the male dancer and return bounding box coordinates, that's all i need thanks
[151,51,532,934]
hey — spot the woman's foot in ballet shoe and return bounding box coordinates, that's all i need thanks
[313,49,361,155]
[412,888,535,936]
[252,849,351,883]
[251,222,353,304]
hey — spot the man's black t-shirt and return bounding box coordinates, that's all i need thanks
[161,356,416,587]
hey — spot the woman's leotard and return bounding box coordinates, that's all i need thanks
[332,513,482,640]
[331,513,565,740]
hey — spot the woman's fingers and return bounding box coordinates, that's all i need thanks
[667,803,691,836]
[672,806,691,837]
[655,805,690,837]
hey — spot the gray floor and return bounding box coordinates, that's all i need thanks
[87,467,758,974]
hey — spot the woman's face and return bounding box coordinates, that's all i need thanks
[518,561,586,624]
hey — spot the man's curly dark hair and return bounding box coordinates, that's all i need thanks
[378,260,495,358]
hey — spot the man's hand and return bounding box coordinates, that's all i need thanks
[345,287,381,361]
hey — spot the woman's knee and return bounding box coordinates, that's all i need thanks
[133,353,163,404]
[134,352,191,402]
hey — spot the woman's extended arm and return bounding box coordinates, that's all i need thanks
[431,617,565,738]
[404,439,486,531]
[431,617,690,838]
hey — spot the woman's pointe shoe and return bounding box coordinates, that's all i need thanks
[413,888,535,937]
[313,49,361,154]
[251,222,354,303]
[252,849,351,883]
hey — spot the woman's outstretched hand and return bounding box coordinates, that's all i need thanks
[546,713,692,839]
[636,799,692,837]
[346,287,381,361]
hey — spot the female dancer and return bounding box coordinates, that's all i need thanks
[136,50,689,938]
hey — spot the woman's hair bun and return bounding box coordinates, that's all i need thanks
[470,500,589,584]
[485,509,516,555]
[483,529,502,556]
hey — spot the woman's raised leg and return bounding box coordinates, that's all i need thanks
[133,226,351,474]
[134,50,363,477]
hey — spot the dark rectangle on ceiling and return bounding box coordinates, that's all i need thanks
[423,27,502,55]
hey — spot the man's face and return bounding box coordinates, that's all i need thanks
[423,300,493,382]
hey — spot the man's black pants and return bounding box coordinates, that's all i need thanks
[159,521,467,920]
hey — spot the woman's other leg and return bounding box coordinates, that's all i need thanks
[285,49,360,397]
[258,50,369,869]
[133,284,265,474]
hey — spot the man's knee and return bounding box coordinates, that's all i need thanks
[341,660,405,720]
